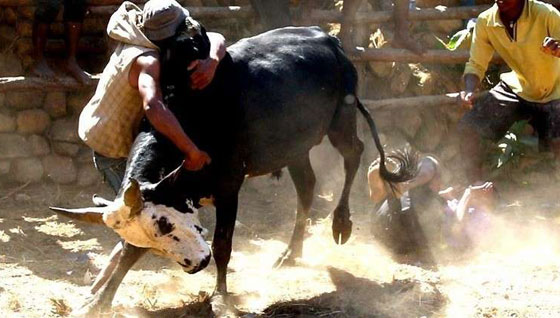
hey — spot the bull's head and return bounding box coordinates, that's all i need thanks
[50,168,211,274]
[161,17,210,79]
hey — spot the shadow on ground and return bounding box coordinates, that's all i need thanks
[130,267,446,318]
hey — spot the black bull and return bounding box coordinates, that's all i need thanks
[56,26,415,310]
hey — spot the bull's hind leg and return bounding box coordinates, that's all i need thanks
[274,155,316,268]
[328,104,364,245]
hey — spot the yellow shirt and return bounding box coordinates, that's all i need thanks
[465,0,560,102]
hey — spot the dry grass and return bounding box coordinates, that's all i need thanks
[50,298,72,317]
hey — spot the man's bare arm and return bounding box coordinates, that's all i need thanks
[190,32,227,90]
[130,52,211,171]
[459,74,481,110]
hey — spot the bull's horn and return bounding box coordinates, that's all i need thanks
[92,194,113,207]
[49,206,106,225]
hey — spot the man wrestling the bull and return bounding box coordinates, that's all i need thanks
[459,0,560,183]
[79,0,226,193]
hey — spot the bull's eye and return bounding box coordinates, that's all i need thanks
[157,216,175,235]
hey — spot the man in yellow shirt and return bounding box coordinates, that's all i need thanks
[459,0,560,182]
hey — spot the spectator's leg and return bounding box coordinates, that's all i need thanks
[31,0,59,78]
[63,0,90,84]
[393,0,425,54]
[339,0,362,52]
[457,82,524,184]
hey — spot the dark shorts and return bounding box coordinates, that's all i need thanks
[93,152,127,195]
[35,0,87,24]
[459,81,560,149]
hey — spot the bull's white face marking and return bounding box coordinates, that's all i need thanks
[104,202,211,273]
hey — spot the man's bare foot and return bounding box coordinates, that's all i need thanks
[31,58,55,78]
[64,57,91,85]
[394,29,425,55]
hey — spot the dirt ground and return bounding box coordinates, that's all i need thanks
[1,161,560,318]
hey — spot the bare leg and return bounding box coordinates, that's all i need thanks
[31,22,55,78]
[64,22,90,84]
[393,0,424,54]
[274,155,316,267]
[339,0,362,52]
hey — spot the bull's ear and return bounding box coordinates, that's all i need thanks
[123,179,143,218]
[49,206,106,225]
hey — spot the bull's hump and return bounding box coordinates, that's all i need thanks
[229,26,330,55]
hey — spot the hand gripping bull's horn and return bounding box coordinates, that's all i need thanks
[49,206,107,225]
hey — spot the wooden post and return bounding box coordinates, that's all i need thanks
[349,48,503,64]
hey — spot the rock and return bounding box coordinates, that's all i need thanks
[0,134,31,159]
[0,52,23,77]
[10,157,44,183]
[439,144,459,161]
[371,110,395,132]
[390,63,413,95]
[0,161,10,175]
[368,29,394,78]
[399,111,423,138]
[49,118,79,143]
[16,109,51,134]
[6,91,44,110]
[28,135,50,156]
[67,91,93,116]
[75,147,94,164]
[414,112,446,152]
[15,193,31,202]
[52,141,80,156]
[42,155,77,184]
[77,164,101,187]
[411,65,435,96]
[0,113,16,132]
[43,92,67,118]
[426,19,464,35]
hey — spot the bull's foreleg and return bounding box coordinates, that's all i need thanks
[74,242,147,318]
[274,156,316,268]
[328,105,364,245]
[211,176,243,317]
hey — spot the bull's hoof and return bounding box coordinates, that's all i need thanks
[273,248,299,268]
[70,297,112,318]
[210,294,239,318]
[332,208,353,245]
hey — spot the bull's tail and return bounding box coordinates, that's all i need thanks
[356,100,418,186]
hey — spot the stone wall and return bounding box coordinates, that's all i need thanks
[0,0,471,187]
[0,89,100,186]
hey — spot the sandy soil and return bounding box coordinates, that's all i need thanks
[1,171,560,318]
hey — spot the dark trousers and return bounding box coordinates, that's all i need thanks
[92,152,126,195]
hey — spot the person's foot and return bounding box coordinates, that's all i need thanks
[30,58,55,78]
[64,57,91,85]
[394,29,425,55]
